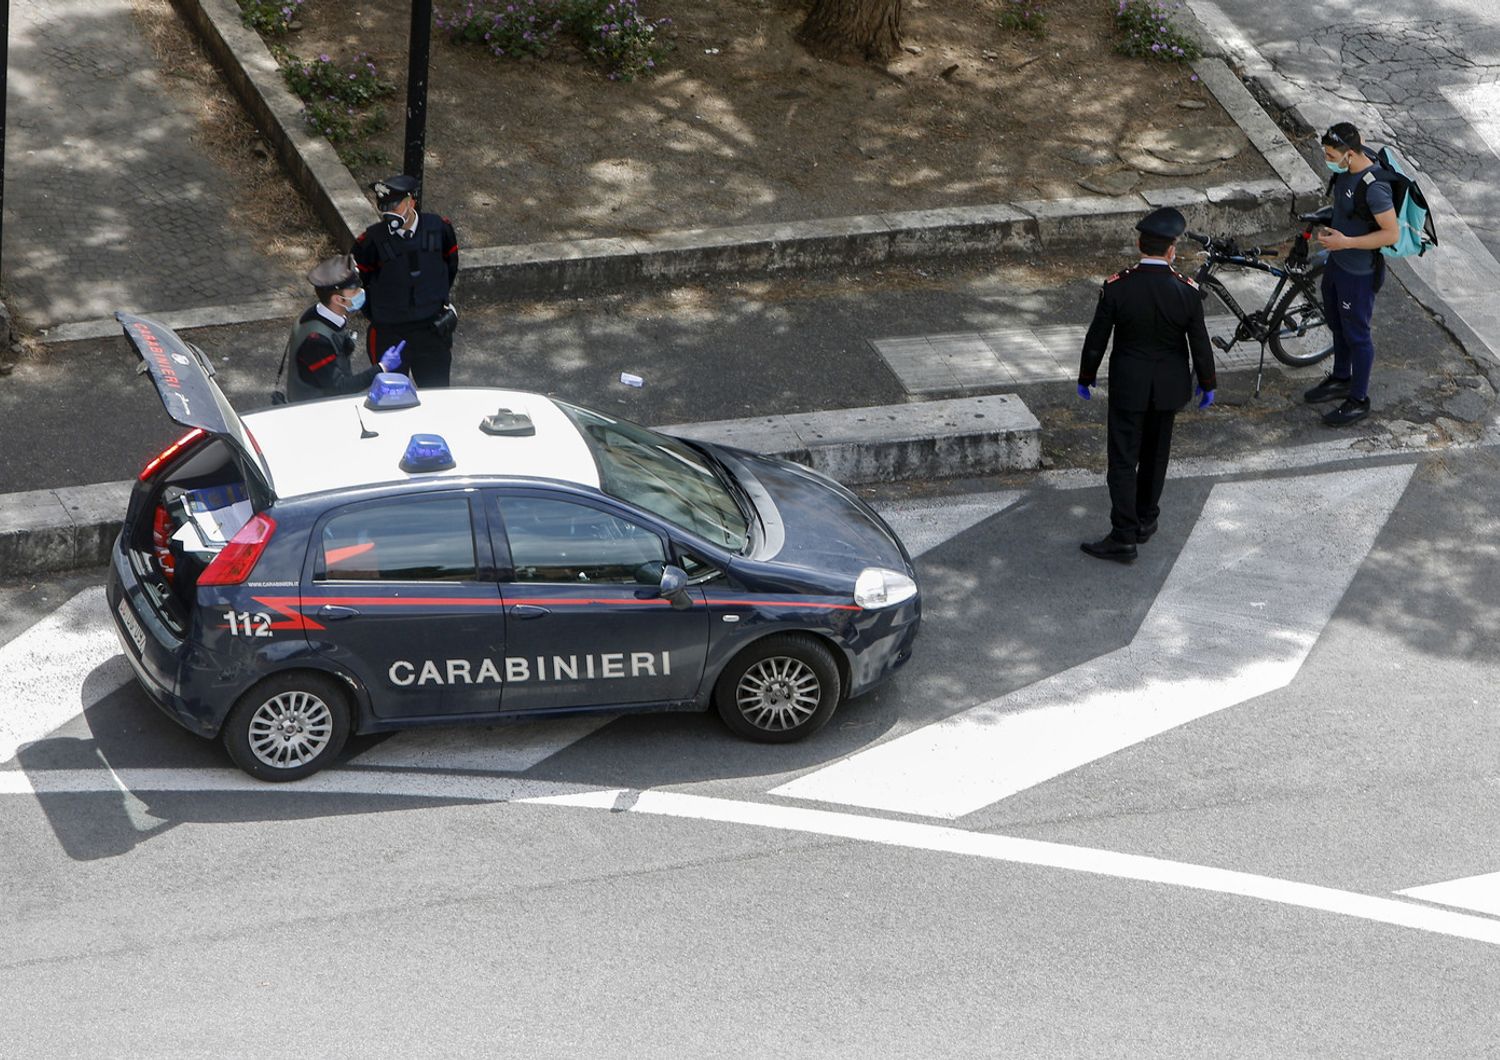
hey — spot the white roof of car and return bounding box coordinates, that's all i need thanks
[241,388,601,499]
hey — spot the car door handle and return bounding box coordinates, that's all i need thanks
[510,604,550,620]
[316,605,361,620]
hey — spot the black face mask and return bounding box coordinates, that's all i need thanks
[382,210,407,236]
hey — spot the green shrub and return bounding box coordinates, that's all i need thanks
[1112,0,1201,62]
[437,0,671,80]
[999,0,1047,36]
[238,0,306,35]
[279,51,395,165]
[283,52,396,109]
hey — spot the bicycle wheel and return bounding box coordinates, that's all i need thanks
[1267,265,1334,368]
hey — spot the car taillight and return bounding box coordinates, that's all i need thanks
[140,427,206,481]
[198,513,276,587]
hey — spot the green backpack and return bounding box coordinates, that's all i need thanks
[1328,145,1438,259]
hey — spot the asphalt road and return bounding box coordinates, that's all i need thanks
[4,444,1498,1056]
[0,246,1483,494]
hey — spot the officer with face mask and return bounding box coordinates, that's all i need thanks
[280,255,405,404]
[350,174,460,387]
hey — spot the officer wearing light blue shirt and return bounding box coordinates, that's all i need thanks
[1304,122,1400,427]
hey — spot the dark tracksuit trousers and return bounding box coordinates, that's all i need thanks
[1322,259,1379,401]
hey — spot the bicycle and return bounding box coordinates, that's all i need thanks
[1184,205,1337,395]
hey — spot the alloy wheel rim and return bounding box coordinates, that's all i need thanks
[247,690,334,769]
[736,656,821,731]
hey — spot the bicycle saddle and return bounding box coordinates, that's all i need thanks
[1299,206,1334,224]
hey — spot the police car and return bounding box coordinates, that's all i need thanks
[107,313,922,781]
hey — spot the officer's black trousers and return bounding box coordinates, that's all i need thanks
[1106,403,1176,542]
[367,318,453,388]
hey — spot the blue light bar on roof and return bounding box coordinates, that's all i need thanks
[400,433,455,473]
[365,372,420,410]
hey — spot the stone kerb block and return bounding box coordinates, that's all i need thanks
[0,489,75,577]
[55,481,134,567]
[883,205,1040,258]
[461,238,648,297]
[1017,195,1148,251]
[661,395,1041,485]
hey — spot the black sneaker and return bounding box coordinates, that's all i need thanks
[1322,397,1371,426]
[1081,535,1137,564]
[1304,375,1352,404]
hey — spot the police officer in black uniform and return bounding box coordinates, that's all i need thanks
[281,255,405,404]
[351,174,460,387]
[1076,207,1217,564]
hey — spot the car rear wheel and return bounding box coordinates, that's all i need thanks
[715,634,842,743]
[223,672,350,782]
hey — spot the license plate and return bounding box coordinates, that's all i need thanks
[117,598,148,655]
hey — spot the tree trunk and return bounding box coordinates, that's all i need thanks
[799,0,903,63]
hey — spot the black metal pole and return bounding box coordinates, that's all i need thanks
[0,0,10,279]
[402,0,432,204]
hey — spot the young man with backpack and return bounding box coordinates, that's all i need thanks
[1305,122,1402,426]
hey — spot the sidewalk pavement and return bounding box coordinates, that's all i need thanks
[1,0,299,330]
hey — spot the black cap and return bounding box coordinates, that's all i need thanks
[1135,206,1187,240]
[371,174,419,210]
[307,254,360,291]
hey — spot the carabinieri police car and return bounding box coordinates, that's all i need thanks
[107,313,922,781]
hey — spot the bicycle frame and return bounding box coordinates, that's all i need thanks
[1190,224,1328,395]
[1193,255,1306,342]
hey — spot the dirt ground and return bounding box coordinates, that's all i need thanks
[270,0,1274,247]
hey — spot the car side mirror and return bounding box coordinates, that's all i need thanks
[659,564,692,610]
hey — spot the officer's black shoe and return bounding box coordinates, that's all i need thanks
[1137,521,1159,544]
[1304,374,1352,404]
[1081,536,1138,564]
[1322,397,1371,427]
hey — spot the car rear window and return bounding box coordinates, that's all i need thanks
[317,495,477,582]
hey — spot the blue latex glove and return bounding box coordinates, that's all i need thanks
[1077,383,1092,401]
[378,339,407,372]
[1196,385,1215,409]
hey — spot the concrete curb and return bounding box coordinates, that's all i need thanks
[177,0,1306,305]
[38,297,301,345]
[0,395,1039,578]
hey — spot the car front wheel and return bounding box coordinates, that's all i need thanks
[223,672,351,782]
[715,634,842,743]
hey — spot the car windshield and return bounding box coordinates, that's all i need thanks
[555,402,750,551]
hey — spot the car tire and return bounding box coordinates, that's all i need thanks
[222,671,351,782]
[715,634,842,743]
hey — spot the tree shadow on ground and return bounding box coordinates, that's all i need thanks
[2,2,297,328]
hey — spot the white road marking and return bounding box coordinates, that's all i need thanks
[523,790,1500,948]
[346,716,612,772]
[771,464,1416,819]
[1398,871,1500,918]
[873,492,1022,559]
[0,587,131,764]
[5,768,1496,947]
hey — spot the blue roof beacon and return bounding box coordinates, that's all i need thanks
[399,433,456,473]
[365,372,421,410]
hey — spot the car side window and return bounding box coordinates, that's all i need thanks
[501,496,665,584]
[317,495,477,582]
[677,550,722,583]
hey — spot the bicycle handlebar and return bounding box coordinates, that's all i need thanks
[1184,230,1280,260]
